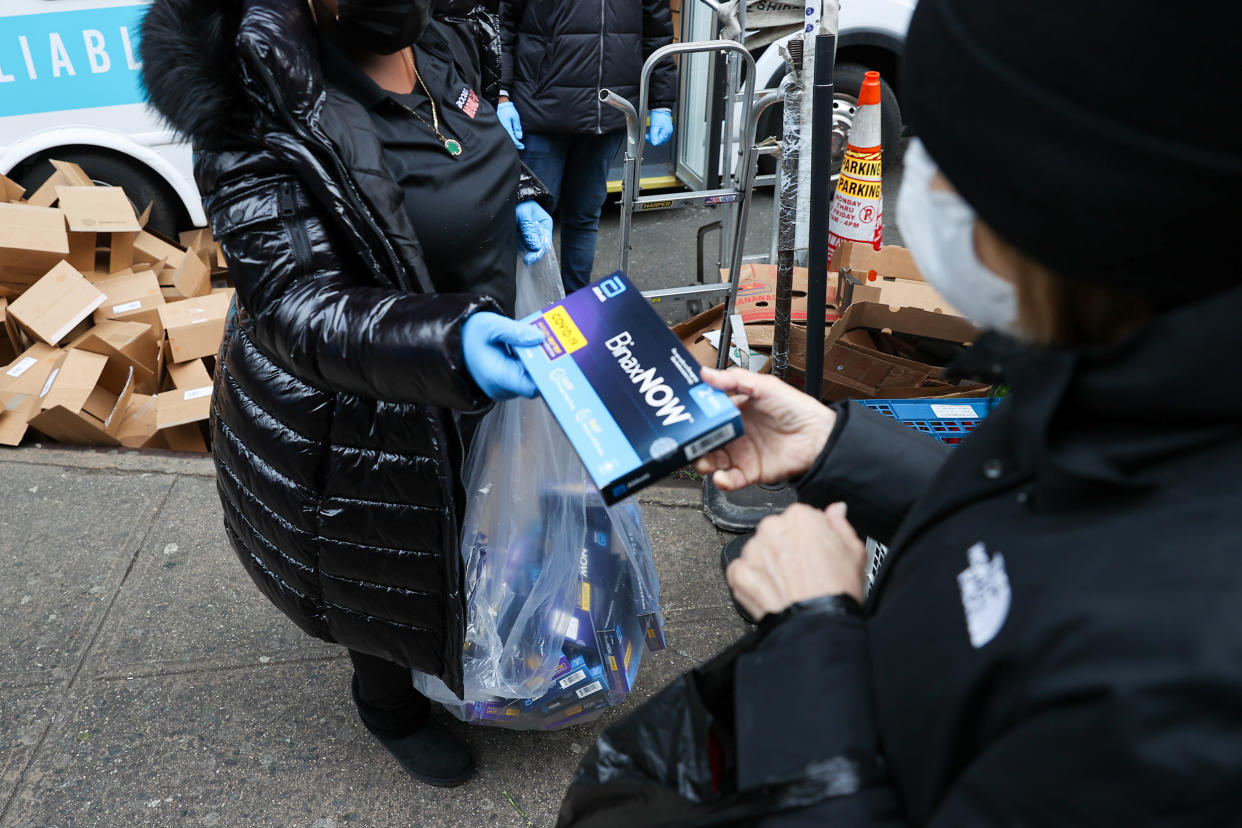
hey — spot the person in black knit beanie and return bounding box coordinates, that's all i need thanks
[557,1,1242,825]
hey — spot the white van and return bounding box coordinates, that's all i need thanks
[669,0,915,191]
[0,0,204,235]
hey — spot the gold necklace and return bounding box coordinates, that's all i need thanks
[400,49,463,157]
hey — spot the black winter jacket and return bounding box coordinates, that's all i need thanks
[739,285,1242,824]
[499,0,677,135]
[140,0,545,696]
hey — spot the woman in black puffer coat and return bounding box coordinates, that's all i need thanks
[140,0,553,787]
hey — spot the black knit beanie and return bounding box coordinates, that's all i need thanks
[901,0,1242,294]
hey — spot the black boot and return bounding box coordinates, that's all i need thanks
[349,653,474,788]
[720,534,758,625]
[367,718,475,788]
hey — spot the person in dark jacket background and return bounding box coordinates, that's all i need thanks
[679,0,1242,823]
[140,0,555,789]
[498,0,677,292]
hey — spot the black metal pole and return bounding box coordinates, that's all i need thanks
[803,33,835,400]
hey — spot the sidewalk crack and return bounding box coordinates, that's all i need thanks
[0,474,180,825]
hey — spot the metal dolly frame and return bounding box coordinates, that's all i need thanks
[601,40,780,371]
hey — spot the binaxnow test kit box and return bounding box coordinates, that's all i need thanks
[518,272,743,504]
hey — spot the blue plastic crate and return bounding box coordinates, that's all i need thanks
[858,398,997,446]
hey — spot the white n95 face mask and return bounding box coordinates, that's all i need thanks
[897,139,1019,334]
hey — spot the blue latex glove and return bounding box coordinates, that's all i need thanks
[516,200,554,265]
[647,108,674,147]
[462,311,547,400]
[497,101,524,149]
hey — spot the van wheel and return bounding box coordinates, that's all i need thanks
[10,150,189,237]
[757,62,903,180]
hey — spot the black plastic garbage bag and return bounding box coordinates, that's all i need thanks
[557,614,870,827]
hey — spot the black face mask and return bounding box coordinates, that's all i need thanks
[336,0,434,55]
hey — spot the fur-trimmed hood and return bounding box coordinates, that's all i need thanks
[140,0,257,147]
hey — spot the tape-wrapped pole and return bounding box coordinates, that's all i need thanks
[795,1,839,265]
[771,44,803,380]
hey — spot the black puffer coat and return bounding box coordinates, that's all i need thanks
[733,286,1242,824]
[499,0,677,134]
[140,0,544,695]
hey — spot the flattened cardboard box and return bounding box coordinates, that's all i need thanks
[0,298,13,365]
[671,304,779,370]
[7,261,106,345]
[158,292,231,363]
[70,319,162,395]
[132,228,184,269]
[71,319,158,371]
[0,378,53,446]
[0,342,62,404]
[0,203,70,283]
[35,350,105,418]
[0,343,61,446]
[163,423,209,453]
[56,185,143,274]
[795,302,987,402]
[831,241,921,280]
[92,270,166,322]
[117,393,161,449]
[134,228,210,298]
[26,160,93,208]
[833,242,962,317]
[720,244,961,325]
[180,228,216,271]
[167,359,212,391]
[163,249,211,299]
[719,264,840,326]
[671,305,726,369]
[3,298,31,354]
[56,186,142,234]
[155,385,213,430]
[28,349,133,446]
[1,174,26,204]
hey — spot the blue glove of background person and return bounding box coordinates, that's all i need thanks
[497,101,524,149]
[516,201,554,265]
[462,311,546,400]
[647,109,674,147]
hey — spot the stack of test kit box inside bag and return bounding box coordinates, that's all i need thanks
[0,162,233,452]
[459,491,666,730]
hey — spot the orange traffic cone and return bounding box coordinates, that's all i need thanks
[827,71,884,263]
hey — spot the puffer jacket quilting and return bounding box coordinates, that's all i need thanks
[140,0,529,695]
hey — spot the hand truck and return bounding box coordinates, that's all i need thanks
[601,40,780,371]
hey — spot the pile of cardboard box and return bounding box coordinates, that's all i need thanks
[0,161,232,452]
[674,241,990,401]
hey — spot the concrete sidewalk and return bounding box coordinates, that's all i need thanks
[0,447,744,828]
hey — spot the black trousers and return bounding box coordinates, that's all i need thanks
[348,650,430,739]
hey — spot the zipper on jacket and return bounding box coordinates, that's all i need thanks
[279,180,314,273]
[251,59,412,293]
[596,0,606,134]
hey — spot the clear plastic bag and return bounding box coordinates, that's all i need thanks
[412,248,666,730]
